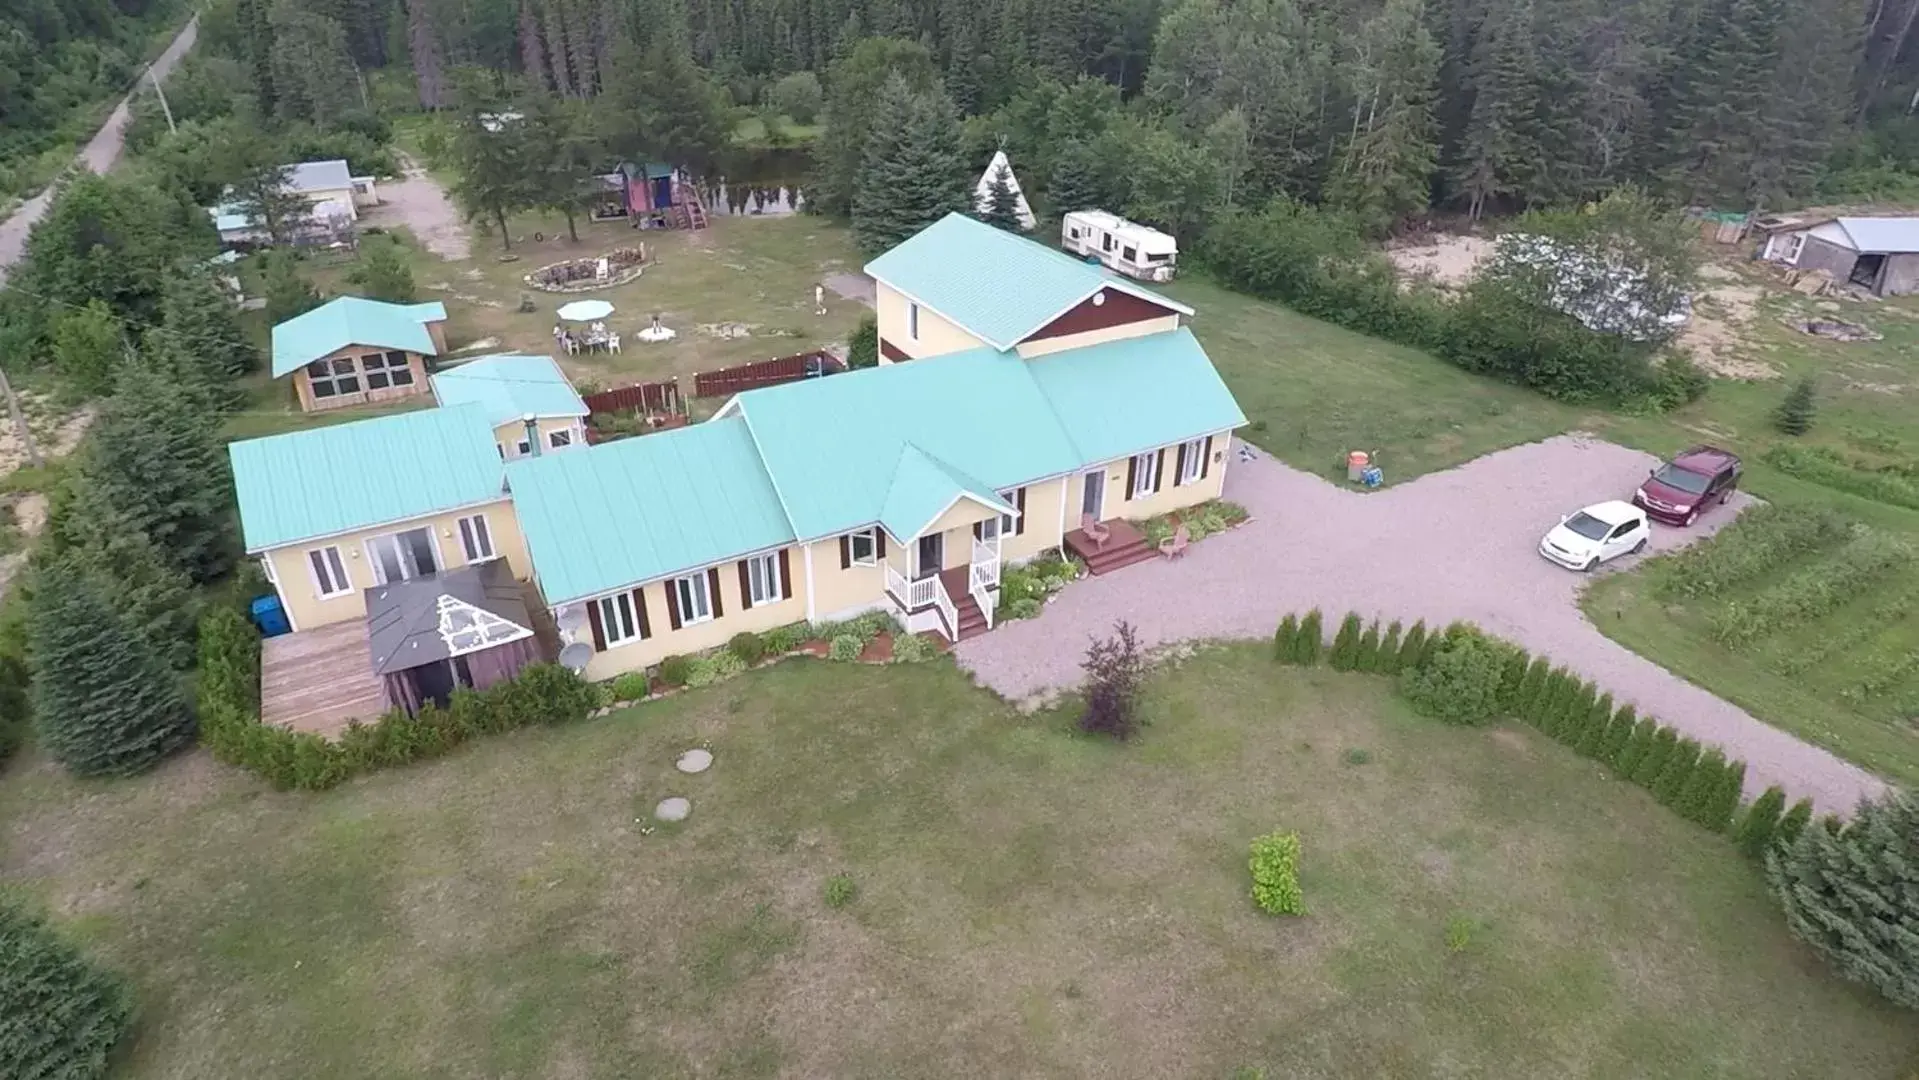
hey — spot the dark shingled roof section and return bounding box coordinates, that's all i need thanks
[365,560,530,675]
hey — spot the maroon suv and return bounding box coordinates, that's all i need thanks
[1633,445,1742,526]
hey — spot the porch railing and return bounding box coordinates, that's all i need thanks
[970,537,1000,588]
[931,574,959,642]
[884,563,955,640]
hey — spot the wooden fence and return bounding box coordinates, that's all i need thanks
[691,350,841,398]
[582,378,682,417]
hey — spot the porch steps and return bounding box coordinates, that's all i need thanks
[953,592,989,641]
[1079,535,1157,575]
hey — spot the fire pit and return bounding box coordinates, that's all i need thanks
[1789,317,1881,343]
[524,246,648,293]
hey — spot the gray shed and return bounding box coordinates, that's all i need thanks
[1759,216,1919,296]
[365,560,544,715]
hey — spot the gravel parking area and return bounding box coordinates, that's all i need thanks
[956,436,1886,812]
[360,154,470,260]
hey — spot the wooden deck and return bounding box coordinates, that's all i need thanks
[1063,517,1158,575]
[260,620,388,739]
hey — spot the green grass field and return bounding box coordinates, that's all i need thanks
[4,650,1912,1078]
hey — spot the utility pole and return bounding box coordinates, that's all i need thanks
[149,68,176,134]
[0,364,42,469]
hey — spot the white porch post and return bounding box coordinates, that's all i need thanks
[803,542,817,622]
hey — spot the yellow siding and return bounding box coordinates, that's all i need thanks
[922,496,1001,537]
[492,416,586,459]
[1014,314,1183,358]
[873,281,988,361]
[264,499,530,631]
[807,534,888,620]
[1062,433,1232,525]
[578,550,807,680]
[999,477,1067,562]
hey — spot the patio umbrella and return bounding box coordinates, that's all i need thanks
[556,299,615,322]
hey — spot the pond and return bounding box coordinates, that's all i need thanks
[702,145,811,217]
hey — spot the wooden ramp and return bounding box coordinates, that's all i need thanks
[260,621,388,739]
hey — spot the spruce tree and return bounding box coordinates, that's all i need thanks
[1297,610,1324,665]
[347,235,418,303]
[73,363,235,584]
[28,559,194,777]
[159,266,259,379]
[1734,786,1788,858]
[1378,621,1405,675]
[1355,620,1382,673]
[1776,797,1815,848]
[852,72,971,254]
[1514,657,1550,721]
[1396,620,1428,673]
[1603,705,1639,767]
[1616,717,1655,775]
[1767,792,1919,1007]
[43,479,198,669]
[1576,692,1615,757]
[1275,614,1299,661]
[0,900,134,1078]
[1771,376,1816,436]
[1632,726,1678,788]
[1329,613,1363,670]
[1653,737,1703,806]
[1048,139,1106,219]
[977,162,1025,232]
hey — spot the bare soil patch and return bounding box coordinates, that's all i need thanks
[1384,233,1494,288]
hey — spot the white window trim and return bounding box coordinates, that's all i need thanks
[547,428,573,449]
[1131,451,1158,498]
[365,527,440,586]
[308,545,352,598]
[997,487,1019,535]
[746,552,782,607]
[1783,233,1806,265]
[597,592,641,647]
[458,513,496,563]
[849,528,878,566]
[1177,438,1204,485]
[674,573,714,626]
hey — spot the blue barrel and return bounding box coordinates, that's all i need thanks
[250,595,291,638]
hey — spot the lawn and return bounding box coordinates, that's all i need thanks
[3,649,1912,1078]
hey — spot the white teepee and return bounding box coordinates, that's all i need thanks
[973,150,1037,231]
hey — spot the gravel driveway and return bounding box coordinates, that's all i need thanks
[956,436,1886,812]
[360,153,470,260]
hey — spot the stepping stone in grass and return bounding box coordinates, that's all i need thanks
[655,797,691,822]
[677,749,713,774]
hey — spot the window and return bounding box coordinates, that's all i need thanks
[1102,233,1114,252]
[1783,233,1807,264]
[1177,438,1205,485]
[305,356,360,398]
[360,351,414,390]
[1610,521,1639,541]
[673,573,713,625]
[998,487,1021,536]
[849,529,877,566]
[308,546,351,597]
[1068,226,1080,240]
[458,513,495,562]
[908,302,920,340]
[596,592,642,646]
[365,527,438,585]
[1122,245,1138,262]
[745,552,783,607]
[1131,451,1158,498]
[548,428,573,449]
[514,439,531,457]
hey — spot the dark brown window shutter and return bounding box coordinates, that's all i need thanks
[666,582,683,630]
[1173,443,1187,487]
[738,560,753,609]
[777,548,792,599]
[1153,449,1166,493]
[876,529,886,558]
[1200,435,1213,480]
[1016,488,1026,535]
[633,587,651,638]
[1125,456,1138,501]
[973,520,983,540]
[587,597,606,650]
[708,567,724,617]
[839,535,850,569]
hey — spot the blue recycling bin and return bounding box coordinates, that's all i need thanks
[250,594,291,638]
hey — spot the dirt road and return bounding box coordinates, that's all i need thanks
[0,13,199,283]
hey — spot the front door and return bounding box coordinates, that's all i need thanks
[365,527,440,585]
[1081,469,1105,521]
[915,533,943,579]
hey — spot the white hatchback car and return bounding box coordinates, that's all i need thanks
[1539,500,1651,572]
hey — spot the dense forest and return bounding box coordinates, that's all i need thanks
[0,0,181,187]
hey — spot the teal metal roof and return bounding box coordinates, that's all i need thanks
[877,446,1016,543]
[230,405,505,551]
[863,212,1189,350]
[731,347,1083,541]
[271,296,445,377]
[1027,327,1247,464]
[431,354,587,427]
[504,416,795,604]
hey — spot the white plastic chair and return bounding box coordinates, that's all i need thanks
[607,332,621,354]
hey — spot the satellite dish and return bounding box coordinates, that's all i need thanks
[558,642,593,672]
[555,604,588,631]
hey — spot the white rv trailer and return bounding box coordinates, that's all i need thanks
[1060,210,1177,283]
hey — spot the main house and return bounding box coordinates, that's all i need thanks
[272,297,449,412]
[231,213,1246,720]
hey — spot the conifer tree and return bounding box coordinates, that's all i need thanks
[1576,692,1614,757]
[1324,0,1441,233]
[1704,759,1746,832]
[1632,726,1678,787]
[28,559,194,777]
[852,72,970,254]
[1275,613,1300,661]
[43,481,197,669]
[1378,621,1405,674]
[1452,0,1544,219]
[977,161,1025,232]
[1514,656,1550,721]
[1296,609,1324,665]
[1678,747,1728,823]
[160,268,258,379]
[347,235,418,303]
[1048,139,1108,219]
[0,900,133,1078]
[1775,797,1815,848]
[1537,668,1573,735]
[1772,376,1816,436]
[1495,647,1530,714]
[1557,681,1597,744]
[1396,620,1428,673]
[1329,612,1363,670]
[1415,624,1443,670]
[1355,620,1382,673]
[1616,716,1655,775]
[1653,737,1702,805]
[1603,704,1639,766]
[1768,791,1919,1007]
[1734,785,1788,858]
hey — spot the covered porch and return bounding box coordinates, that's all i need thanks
[883,524,1005,642]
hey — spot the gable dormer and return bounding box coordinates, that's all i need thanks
[1013,285,1186,359]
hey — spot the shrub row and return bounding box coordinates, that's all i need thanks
[1139,499,1250,548]
[1654,504,1854,601]
[1764,444,1919,511]
[198,606,602,791]
[1272,610,1820,855]
[997,552,1081,622]
[1708,532,1915,646]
